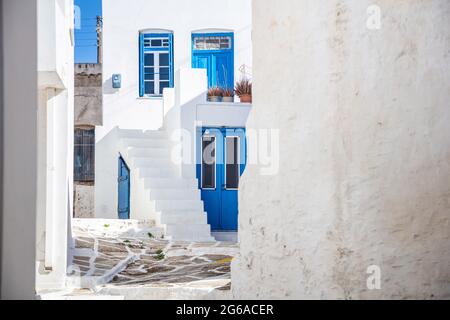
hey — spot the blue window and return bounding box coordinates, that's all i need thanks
[139,32,174,96]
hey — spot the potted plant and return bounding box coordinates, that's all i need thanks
[221,88,235,103]
[207,87,222,102]
[235,78,252,103]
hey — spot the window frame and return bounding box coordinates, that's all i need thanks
[139,32,174,97]
[192,32,234,53]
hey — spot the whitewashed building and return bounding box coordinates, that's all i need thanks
[95,0,252,242]
[1,0,74,298]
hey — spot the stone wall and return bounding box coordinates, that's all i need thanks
[73,183,95,218]
[232,0,450,299]
[75,63,102,126]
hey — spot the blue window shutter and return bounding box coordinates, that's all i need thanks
[169,33,174,88]
[139,33,144,97]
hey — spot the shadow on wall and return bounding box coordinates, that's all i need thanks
[103,76,120,95]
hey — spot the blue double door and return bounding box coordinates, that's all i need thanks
[118,156,130,219]
[197,128,246,231]
[192,33,234,89]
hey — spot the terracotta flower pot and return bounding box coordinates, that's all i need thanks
[208,96,222,102]
[239,94,252,103]
[222,96,234,103]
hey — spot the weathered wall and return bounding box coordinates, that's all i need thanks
[75,63,102,126]
[1,0,38,299]
[73,183,95,218]
[232,0,450,299]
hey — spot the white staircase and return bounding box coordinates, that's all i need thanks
[118,129,214,242]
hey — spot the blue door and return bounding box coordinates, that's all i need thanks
[192,33,234,89]
[197,128,246,231]
[118,156,130,219]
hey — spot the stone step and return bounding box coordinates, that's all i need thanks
[118,129,167,139]
[121,138,168,148]
[132,157,175,168]
[143,177,198,189]
[155,199,204,211]
[127,147,172,158]
[149,188,200,200]
[156,210,208,225]
[139,167,178,178]
[164,223,214,242]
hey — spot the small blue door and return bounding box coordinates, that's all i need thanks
[118,156,130,219]
[192,33,234,89]
[197,128,246,231]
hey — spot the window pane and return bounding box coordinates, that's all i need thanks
[194,35,232,50]
[145,81,154,94]
[159,81,170,94]
[144,73,154,80]
[202,137,216,189]
[144,53,154,66]
[206,37,220,49]
[159,67,169,80]
[194,38,205,50]
[144,67,154,74]
[151,39,162,47]
[220,37,231,49]
[159,53,169,66]
[74,128,95,182]
[225,137,239,189]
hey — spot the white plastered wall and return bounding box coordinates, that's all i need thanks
[232,0,450,299]
[35,0,74,290]
[1,0,38,300]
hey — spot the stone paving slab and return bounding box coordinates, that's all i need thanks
[69,223,238,299]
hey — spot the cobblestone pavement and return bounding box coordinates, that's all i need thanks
[70,227,238,294]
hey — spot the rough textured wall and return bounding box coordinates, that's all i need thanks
[1,0,37,299]
[75,63,102,126]
[73,183,95,218]
[232,0,450,299]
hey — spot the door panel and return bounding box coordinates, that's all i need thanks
[192,54,213,88]
[198,129,223,230]
[118,156,130,219]
[215,53,233,89]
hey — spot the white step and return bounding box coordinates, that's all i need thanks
[149,188,200,200]
[164,224,214,242]
[156,211,208,225]
[119,129,167,139]
[155,199,204,211]
[132,157,175,167]
[127,147,171,158]
[139,168,177,178]
[121,138,167,148]
[143,177,198,189]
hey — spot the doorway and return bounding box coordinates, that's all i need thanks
[118,156,130,219]
[197,127,246,231]
[192,32,234,89]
